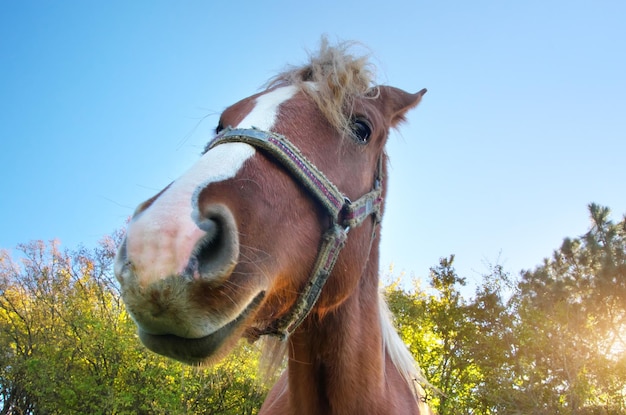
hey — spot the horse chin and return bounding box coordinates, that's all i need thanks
[137,291,265,365]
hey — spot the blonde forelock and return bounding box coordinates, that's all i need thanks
[266,37,376,136]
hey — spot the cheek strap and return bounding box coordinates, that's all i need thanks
[208,127,383,339]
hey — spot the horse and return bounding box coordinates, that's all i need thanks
[114,40,430,415]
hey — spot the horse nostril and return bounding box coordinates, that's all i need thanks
[196,218,218,235]
[188,205,239,282]
[194,220,223,275]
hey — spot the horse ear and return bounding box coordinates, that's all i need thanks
[375,86,427,127]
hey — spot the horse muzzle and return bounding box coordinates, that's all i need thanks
[113,202,257,342]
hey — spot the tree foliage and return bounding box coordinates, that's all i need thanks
[0,234,267,415]
[387,204,626,414]
[511,203,626,414]
[1,203,624,414]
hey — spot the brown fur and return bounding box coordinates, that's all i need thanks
[117,40,430,414]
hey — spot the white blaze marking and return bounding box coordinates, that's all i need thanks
[125,86,297,286]
[191,85,298,222]
[237,85,297,130]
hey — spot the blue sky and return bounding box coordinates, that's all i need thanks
[1,1,624,288]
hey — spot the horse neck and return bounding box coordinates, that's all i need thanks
[286,242,390,414]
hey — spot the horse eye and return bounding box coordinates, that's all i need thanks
[351,118,372,144]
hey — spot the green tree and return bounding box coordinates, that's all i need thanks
[3,202,624,414]
[386,204,626,415]
[511,204,626,414]
[386,256,487,414]
[0,236,268,414]
[462,262,517,413]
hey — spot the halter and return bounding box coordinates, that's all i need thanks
[207,127,383,340]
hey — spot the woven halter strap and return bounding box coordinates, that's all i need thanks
[206,127,383,339]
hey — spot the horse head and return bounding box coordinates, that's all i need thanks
[114,40,429,414]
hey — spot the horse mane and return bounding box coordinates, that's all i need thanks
[266,37,375,136]
[378,292,428,395]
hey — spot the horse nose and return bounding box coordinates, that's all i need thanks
[113,204,241,338]
[187,204,240,283]
[115,203,239,289]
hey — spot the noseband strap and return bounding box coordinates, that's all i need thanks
[207,127,383,339]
